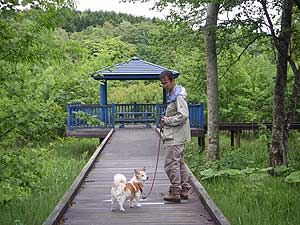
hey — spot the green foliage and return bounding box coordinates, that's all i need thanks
[0,147,48,205]
[201,176,300,225]
[0,11,101,146]
[108,80,161,103]
[218,37,275,122]
[285,171,300,184]
[74,111,104,126]
[58,9,153,32]
[0,138,98,225]
[273,165,290,176]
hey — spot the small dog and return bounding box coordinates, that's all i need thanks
[111,167,148,211]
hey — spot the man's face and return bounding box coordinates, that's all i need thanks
[160,76,175,92]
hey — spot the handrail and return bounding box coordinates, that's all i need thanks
[203,122,300,131]
[67,103,204,130]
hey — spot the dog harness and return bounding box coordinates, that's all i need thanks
[124,181,143,194]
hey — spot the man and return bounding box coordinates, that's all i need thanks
[159,70,191,203]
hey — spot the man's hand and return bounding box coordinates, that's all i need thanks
[161,116,167,123]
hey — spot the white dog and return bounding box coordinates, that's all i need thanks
[111,167,148,211]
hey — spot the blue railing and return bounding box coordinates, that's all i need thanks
[155,103,204,128]
[67,104,115,130]
[67,103,204,130]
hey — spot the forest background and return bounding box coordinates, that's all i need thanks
[2,7,293,147]
[1,2,300,224]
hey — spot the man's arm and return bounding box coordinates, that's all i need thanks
[162,96,189,127]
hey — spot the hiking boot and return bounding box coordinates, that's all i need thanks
[163,187,181,203]
[180,187,190,200]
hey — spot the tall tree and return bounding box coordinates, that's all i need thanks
[205,3,220,160]
[260,0,294,167]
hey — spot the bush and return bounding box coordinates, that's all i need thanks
[0,147,49,205]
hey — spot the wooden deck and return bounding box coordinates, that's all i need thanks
[66,128,111,138]
[45,128,229,225]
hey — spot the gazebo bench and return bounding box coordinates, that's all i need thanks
[116,112,155,128]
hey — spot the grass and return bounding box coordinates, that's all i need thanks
[0,138,99,225]
[185,131,300,225]
[203,176,300,225]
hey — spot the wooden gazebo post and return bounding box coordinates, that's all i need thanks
[162,88,167,104]
[99,81,107,122]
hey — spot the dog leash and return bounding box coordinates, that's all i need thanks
[142,122,163,199]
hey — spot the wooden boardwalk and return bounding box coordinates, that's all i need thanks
[48,128,228,225]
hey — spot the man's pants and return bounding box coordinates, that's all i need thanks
[164,144,191,192]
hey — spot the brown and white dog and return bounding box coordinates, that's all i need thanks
[111,167,148,211]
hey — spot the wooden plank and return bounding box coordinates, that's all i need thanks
[191,128,205,136]
[115,118,155,122]
[116,112,154,115]
[204,122,300,131]
[43,129,115,225]
[66,128,110,138]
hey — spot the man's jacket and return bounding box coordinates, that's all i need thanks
[162,85,191,146]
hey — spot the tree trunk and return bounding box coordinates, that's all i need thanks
[204,3,220,161]
[283,60,300,162]
[269,0,293,167]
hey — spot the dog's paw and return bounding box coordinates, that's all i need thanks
[111,207,116,211]
[120,208,125,212]
[136,203,142,208]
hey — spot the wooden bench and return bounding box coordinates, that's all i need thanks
[116,112,155,128]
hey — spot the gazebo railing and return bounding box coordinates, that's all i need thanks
[115,103,156,114]
[67,103,204,130]
[67,104,115,130]
[155,103,204,128]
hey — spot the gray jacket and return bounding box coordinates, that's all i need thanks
[162,87,191,146]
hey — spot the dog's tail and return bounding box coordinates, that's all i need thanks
[113,173,127,186]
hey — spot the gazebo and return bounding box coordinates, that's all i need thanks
[66,57,204,133]
[92,56,179,105]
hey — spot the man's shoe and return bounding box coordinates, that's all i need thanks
[164,192,181,203]
[180,192,189,200]
[180,187,190,200]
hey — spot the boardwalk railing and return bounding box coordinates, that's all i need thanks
[67,103,204,130]
[67,104,115,130]
[155,103,204,128]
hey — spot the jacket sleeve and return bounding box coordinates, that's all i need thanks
[165,95,189,127]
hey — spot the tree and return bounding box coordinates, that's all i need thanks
[205,3,220,160]
[259,0,299,167]
[0,0,74,11]
[229,0,299,168]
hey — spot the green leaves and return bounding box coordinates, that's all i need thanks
[285,171,300,184]
[0,147,49,205]
[199,168,241,180]
[198,167,272,180]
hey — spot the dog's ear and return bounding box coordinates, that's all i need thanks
[142,166,146,171]
[134,169,138,175]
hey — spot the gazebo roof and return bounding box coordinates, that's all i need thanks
[92,57,180,80]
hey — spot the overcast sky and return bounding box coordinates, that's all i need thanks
[75,0,168,19]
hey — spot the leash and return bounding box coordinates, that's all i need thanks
[142,123,163,199]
